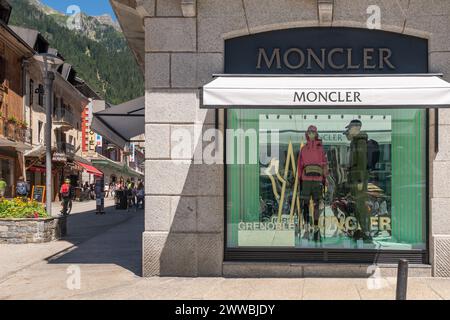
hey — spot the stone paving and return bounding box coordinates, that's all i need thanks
[0,199,449,300]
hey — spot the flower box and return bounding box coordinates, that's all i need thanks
[0,216,67,244]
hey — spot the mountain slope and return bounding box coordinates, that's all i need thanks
[8,0,143,105]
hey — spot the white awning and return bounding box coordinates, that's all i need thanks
[202,74,450,108]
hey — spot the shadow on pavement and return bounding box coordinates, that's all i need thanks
[47,202,144,276]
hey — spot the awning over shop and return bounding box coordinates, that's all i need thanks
[202,74,450,108]
[24,145,45,157]
[28,166,57,174]
[0,137,32,151]
[90,154,144,179]
[76,161,103,177]
[124,166,144,178]
[91,96,144,149]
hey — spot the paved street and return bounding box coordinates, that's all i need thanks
[0,199,449,300]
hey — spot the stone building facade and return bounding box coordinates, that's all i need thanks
[0,6,34,198]
[111,0,450,277]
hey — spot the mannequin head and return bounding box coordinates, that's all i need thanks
[347,125,361,139]
[306,125,318,141]
[343,120,362,140]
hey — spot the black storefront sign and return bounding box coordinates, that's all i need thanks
[225,27,428,74]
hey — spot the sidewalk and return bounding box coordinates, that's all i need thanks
[0,198,128,280]
[0,199,449,300]
[50,198,115,216]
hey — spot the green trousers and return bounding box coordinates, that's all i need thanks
[350,183,370,234]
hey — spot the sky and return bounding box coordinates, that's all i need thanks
[41,0,116,19]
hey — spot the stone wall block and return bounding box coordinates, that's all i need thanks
[145,196,172,231]
[145,53,170,89]
[145,18,196,52]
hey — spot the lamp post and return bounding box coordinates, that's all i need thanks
[33,53,64,216]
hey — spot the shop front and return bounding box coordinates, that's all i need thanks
[25,150,84,201]
[90,155,143,185]
[111,0,450,278]
[0,146,29,199]
[224,108,427,260]
[204,28,433,265]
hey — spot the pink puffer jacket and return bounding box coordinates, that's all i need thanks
[297,125,329,185]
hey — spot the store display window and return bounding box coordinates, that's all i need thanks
[226,109,427,250]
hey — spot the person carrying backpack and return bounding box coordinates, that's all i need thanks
[16,177,29,199]
[60,178,72,215]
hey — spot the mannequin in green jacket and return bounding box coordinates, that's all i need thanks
[344,119,371,241]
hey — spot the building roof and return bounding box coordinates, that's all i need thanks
[9,25,49,53]
[60,63,75,82]
[0,22,35,56]
[73,77,104,100]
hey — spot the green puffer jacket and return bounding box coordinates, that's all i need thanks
[348,132,368,186]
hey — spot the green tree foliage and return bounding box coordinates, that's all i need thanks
[9,0,144,105]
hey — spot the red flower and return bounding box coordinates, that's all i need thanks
[34,211,39,219]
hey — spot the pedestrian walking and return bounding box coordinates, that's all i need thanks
[0,177,7,198]
[89,183,95,200]
[104,182,110,198]
[95,178,105,215]
[118,177,125,191]
[16,176,30,200]
[131,183,138,211]
[110,182,116,198]
[126,182,135,212]
[60,178,72,215]
[136,182,145,209]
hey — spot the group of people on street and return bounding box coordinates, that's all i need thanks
[61,176,145,215]
[0,174,144,216]
[0,176,30,199]
[113,177,145,211]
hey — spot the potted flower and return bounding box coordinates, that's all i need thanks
[18,120,28,128]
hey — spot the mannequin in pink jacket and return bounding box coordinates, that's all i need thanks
[297,125,329,241]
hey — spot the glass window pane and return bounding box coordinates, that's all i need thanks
[226,109,426,250]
